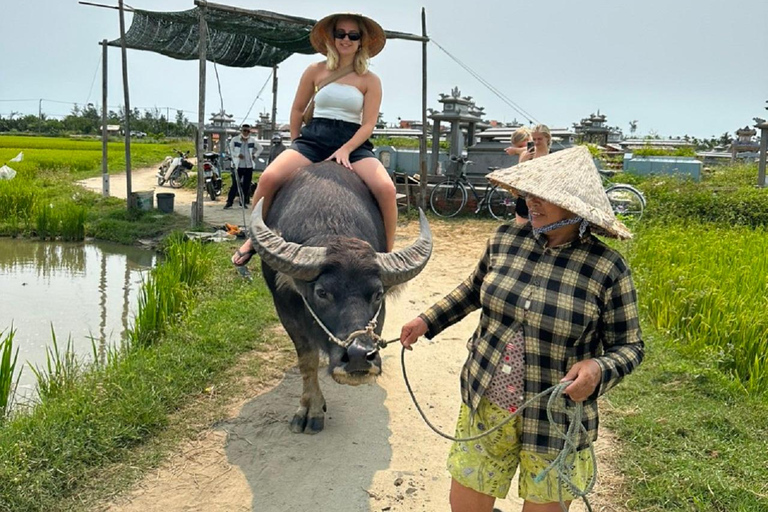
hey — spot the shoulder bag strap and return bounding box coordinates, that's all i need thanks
[303,64,355,124]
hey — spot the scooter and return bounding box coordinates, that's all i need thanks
[157,149,193,188]
[202,152,225,201]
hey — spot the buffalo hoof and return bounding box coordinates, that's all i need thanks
[290,411,325,434]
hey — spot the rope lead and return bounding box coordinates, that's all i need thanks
[401,345,596,512]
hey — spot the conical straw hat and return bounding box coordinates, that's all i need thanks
[486,146,632,239]
[310,13,386,57]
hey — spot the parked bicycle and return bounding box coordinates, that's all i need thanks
[429,156,516,220]
[599,169,646,220]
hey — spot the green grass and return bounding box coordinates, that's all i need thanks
[0,243,281,511]
[0,135,193,179]
[0,327,21,423]
[0,135,194,242]
[602,329,768,511]
[130,235,213,348]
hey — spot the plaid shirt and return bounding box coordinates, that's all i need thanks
[420,223,643,454]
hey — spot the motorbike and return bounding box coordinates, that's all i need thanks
[201,152,225,201]
[156,149,193,188]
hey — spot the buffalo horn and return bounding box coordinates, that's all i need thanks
[250,199,327,281]
[375,209,433,287]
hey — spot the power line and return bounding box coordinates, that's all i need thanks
[430,38,539,125]
[84,52,102,106]
[240,71,273,126]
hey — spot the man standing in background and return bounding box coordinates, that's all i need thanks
[224,124,263,209]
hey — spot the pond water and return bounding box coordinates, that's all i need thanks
[0,238,156,401]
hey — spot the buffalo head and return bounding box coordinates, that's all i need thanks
[250,199,432,384]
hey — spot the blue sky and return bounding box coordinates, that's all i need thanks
[2,0,766,138]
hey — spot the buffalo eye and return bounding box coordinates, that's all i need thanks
[372,290,384,303]
[315,287,330,300]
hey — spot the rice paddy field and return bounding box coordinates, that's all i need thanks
[0,135,192,240]
[0,135,190,178]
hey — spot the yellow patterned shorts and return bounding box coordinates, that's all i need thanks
[446,397,594,502]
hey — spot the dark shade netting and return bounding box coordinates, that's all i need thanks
[109,7,315,68]
[108,6,424,68]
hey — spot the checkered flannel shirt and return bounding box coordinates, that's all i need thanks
[420,223,644,455]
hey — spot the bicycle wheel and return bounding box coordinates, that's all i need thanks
[606,185,645,220]
[486,186,517,221]
[430,179,467,218]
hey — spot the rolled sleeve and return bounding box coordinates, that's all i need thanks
[593,268,644,398]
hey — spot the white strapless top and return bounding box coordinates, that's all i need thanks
[313,83,364,124]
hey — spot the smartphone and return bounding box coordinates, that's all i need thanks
[526,141,535,152]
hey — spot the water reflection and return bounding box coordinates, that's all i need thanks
[0,238,156,400]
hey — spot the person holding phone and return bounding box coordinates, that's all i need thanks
[514,124,551,224]
[503,127,531,157]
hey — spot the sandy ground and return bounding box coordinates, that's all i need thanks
[80,168,624,512]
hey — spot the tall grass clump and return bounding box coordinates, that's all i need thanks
[627,222,768,394]
[129,234,213,347]
[0,326,21,421]
[29,326,82,402]
[59,203,87,241]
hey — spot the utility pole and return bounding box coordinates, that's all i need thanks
[101,39,109,197]
[271,64,278,133]
[118,0,133,210]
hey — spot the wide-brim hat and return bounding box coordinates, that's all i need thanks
[309,13,386,58]
[486,146,632,239]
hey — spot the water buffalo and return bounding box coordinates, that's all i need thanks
[250,161,432,434]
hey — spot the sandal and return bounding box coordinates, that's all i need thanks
[232,248,257,267]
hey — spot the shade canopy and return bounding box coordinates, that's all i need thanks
[108,5,424,68]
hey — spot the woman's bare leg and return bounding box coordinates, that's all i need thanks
[232,149,311,266]
[449,479,496,512]
[522,500,571,511]
[350,157,397,251]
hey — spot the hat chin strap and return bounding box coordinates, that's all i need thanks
[530,215,589,238]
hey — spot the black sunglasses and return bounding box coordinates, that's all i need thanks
[333,30,361,41]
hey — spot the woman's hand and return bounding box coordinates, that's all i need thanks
[400,317,428,350]
[561,359,602,402]
[326,145,353,170]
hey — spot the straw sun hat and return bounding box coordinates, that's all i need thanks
[486,146,632,239]
[309,13,386,57]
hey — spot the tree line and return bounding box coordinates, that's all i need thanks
[0,104,195,138]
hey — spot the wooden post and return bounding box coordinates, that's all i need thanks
[271,64,278,132]
[118,0,132,210]
[758,124,768,188]
[100,39,110,197]
[194,3,208,226]
[419,7,428,211]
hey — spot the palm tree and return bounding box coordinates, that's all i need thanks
[629,120,638,136]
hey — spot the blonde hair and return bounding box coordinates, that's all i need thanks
[531,124,552,147]
[323,16,370,75]
[511,127,531,146]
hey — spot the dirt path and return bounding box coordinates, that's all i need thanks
[79,165,256,230]
[82,167,622,512]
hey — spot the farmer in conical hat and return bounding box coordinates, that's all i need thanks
[400,146,643,511]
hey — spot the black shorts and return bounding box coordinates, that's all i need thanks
[291,118,375,163]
